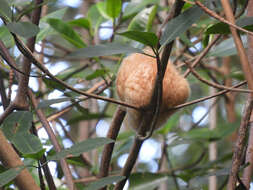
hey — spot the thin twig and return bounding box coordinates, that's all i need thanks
[183,35,221,78]
[171,81,246,110]
[185,60,252,93]
[11,34,140,110]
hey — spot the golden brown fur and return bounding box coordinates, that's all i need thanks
[116,49,190,131]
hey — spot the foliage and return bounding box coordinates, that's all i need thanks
[0,0,251,189]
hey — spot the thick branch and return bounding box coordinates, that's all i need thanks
[242,0,253,188]
[0,130,40,190]
[98,107,126,190]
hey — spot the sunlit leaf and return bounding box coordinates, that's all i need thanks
[146,5,157,32]
[6,22,40,38]
[118,31,158,47]
[0,167,25,186]
[97,2,110,19]
[47,18,86,48]
[105,0,122,19]
[128,5,157,32]
[48,138,114,160]
[67,43,142,59]
[84,176,125,190]
[160,6,203,46]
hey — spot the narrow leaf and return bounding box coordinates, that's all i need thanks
[146,5,157,32]
[37,97,73,109]
[84,176,125,190]
[47,18,86,48]
[0,167,25,186]
[6,22,40,38]
[129,172,168,189]
[118,31,158,47]
[160,6,203,46]
[105,0,122,19]
[67,43,143,59]
[48,138,114,160]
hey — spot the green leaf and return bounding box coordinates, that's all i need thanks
[0,26,14,48]
[146,5,157,32]
[67,43,143,59]
[85,69,107,80]
[68,18,90,30]
[47,18,86,48]
[84,176,125,190]
[97,2,111,20]
[206,22,230,35]
[6,22,40,38]
[208,35,247,57]
[0,111,33,140]
[118,31,158,47]
[48,138,114,160]
[0,0,12,21]
[37,8,68,42]
[129,172,168,190]
[160,6,203,46]
[156,113,180,134]
[23,148,46,160]
[128,5,157,32]
[42,77,66,91]
[0,167,25,186]
[67,113,109,125]
[105,0,122,19]
[206,17,253,35]
[181,120,239,141]
[122,0,159,21]
[40,8,68,22]
[37,97,73,109]
[88,4,104,33]
[12,133,43,155]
